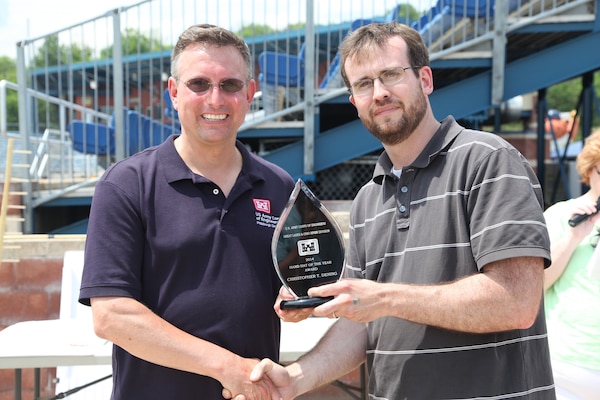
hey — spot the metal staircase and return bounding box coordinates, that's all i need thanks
[254,0,600,186]
[1,0,599,234]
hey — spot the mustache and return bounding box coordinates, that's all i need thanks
[370,99,403,115]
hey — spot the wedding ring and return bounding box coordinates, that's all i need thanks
[353,297,360,305]
[332,312,337,318]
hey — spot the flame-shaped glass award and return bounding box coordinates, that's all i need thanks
[272,179,346,310]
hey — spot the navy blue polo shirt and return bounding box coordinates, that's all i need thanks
[79,136,295,399]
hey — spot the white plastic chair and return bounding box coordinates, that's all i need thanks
[54,250,113,399]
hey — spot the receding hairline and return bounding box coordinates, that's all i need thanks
[170,24,252,80]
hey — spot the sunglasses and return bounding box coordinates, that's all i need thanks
[182,78,247,94]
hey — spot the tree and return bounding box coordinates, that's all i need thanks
[0,56,18,131]
[548,72,600,130]
[396,3,421,23]
[237,24,276,38]
[100,28,170,58]
[26,37,94,131]
[0,56,16,80]
[32,35,93,68]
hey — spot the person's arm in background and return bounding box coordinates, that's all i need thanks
[543,197,600,290]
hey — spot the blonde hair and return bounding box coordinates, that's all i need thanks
[576,128,600,185]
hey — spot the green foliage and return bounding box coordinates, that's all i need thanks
[26,36,95,130]
[237,24,277,38]
[547,71,600,128]
[235,4,423,39]
[100,28,171,58]
[0,56,18,130]
[396,3,421,23]
[30,30,169,63]
[0,56,17,80]
[32,35,93,67]
[547,78,582,111]
[285,23,305,32]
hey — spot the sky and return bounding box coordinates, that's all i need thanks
[0,0,424,60]
[0,0,139,58]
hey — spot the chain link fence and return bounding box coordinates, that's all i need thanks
[306,154,379,200]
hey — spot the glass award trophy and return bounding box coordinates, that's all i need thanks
[272,179,346,310]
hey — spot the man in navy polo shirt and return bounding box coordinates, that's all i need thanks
[79,24,294,400]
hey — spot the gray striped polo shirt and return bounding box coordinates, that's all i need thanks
[347,116,554,399]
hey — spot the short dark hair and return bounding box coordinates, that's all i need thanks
[171,24,252,80]
[339,22,430,88]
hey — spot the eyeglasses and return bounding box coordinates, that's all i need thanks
[350,66,421,98]
[181,78,247,94]
[591,226,600,248]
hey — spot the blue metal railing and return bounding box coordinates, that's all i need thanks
[2,0,598,233]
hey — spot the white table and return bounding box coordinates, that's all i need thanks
[0,319,112,400]
[0,317,343,399]
[0,319,111,370]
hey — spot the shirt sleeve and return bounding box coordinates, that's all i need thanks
[467,145,551,268]
[79,174,145,306]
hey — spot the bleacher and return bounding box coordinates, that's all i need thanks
[68,109,178,158]
[1,0,598,234]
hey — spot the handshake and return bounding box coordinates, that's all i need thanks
[222,282,369,400]
[222,358,296,400]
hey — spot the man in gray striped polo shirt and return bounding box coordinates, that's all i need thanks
[240,22,555,400]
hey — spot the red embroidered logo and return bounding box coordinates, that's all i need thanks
[253,198,271,214]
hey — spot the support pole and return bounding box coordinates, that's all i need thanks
[303,0,315,177]
[536,89,547,196]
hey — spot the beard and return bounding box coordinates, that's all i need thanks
[362,90,428,146]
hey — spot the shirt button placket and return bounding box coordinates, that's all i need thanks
[399,185,409,214]
[396,182,410,229]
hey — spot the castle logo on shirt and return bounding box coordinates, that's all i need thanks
[253,198,279,228]
[253,198,271,214]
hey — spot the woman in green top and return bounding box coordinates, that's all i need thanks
[544,128,600,400]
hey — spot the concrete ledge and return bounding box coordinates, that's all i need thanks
[2,234,86,260]
[0,204,351,261]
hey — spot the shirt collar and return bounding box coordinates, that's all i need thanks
[372,116,464,184]
[159,135,266,185]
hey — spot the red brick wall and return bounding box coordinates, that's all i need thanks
[0,257,64,400]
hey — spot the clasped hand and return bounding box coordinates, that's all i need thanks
[223,278,380,399]
[223,359,293,400]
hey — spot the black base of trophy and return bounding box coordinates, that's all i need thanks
[280,296,334,310]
